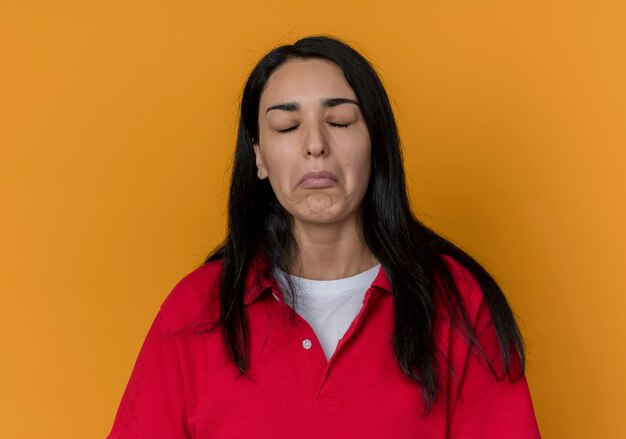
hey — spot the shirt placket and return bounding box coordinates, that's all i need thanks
[271,285,382,403]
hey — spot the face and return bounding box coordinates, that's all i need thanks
[253,58,372,227]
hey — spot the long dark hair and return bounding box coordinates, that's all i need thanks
[204,34,525,414]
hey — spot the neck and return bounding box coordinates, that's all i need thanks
[288,215,379,280]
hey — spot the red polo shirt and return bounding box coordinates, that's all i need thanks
[107,253,541,438]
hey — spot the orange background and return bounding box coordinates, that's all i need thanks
[1,1,624,437]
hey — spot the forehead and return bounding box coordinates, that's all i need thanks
[259,58,357,107]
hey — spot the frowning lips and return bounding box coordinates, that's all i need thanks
[298,170,337,188]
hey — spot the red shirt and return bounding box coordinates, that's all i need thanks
[107,253,541,438]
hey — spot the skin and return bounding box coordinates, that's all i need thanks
[253,58,379,280]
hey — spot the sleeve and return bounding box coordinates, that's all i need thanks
[107,308,189,438]
[447,297,542,438]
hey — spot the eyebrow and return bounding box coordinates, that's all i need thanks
[265,97,360,114]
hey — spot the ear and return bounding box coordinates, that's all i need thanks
[253,140,266,177]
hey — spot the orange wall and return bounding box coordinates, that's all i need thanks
[1,1,624,437]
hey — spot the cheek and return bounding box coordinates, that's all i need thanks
[261,148,298,191]
[260,141,290,171]
[343,140,371,184]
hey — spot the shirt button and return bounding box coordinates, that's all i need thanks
[302,339,312,350]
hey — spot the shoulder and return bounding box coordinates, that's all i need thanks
[437,253,490,333]
[157,259,224,333]
[436,253,526,381]
[439,254,484,312]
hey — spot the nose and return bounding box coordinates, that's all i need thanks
[303,120,327,157]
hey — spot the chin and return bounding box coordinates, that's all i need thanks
[293,211,354,226]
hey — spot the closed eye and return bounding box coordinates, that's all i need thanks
[277,122,351,134]
[278,125,299,133]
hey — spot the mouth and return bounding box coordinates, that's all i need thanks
[297,170,338,188]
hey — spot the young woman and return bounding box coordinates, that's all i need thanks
[108,35,541,438]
